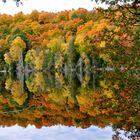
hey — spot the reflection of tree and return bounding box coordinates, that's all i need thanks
[67,72,81,107]
[100,70,140,138]
[0,70,139,139]
[0,73,6,92]
[26,72,46,93]
[5,78,28,105]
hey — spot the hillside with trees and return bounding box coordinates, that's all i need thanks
[0,6,139,73]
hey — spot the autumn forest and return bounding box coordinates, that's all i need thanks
[0,4,140,139]
[0,6,139,72]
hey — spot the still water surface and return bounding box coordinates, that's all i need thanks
[0,125,115,140]
[0,70,139,140]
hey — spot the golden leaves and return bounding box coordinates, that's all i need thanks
[25,49,45,71]
[11,36,26,49]
[99,41,106,48]
[115,11,123,19]
[99,53,111,63]
[26,72,46,93]
[5,78,13,90]
[34,50,45,70]
[4,36,26,63]
[4,53,12,64]
[96,19,108,32]
[103,89,113,99]
[10,45,22,61]
[5,79,28,105]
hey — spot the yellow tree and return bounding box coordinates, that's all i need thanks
[10,36,26,62]
[11,81,28,106]
[5,79,28,106]
[25,49,46,71]
[4,53,12,65]
[47,37,67,69]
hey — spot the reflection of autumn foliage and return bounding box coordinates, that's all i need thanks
[26,72,46,93]
[5,79,28,105]
[0,70,139,134]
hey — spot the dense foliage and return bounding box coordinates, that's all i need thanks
[0,5,139,139]
[0,7,139,73]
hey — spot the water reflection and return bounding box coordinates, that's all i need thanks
[0,125,114,140]
[0,70,140,139]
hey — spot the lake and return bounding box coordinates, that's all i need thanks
[0,69,139,140]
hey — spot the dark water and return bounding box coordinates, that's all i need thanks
[0,70,139,140]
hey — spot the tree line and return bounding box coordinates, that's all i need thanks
[0,7,139,73]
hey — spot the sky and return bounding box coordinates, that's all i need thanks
[0,0,101,15]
